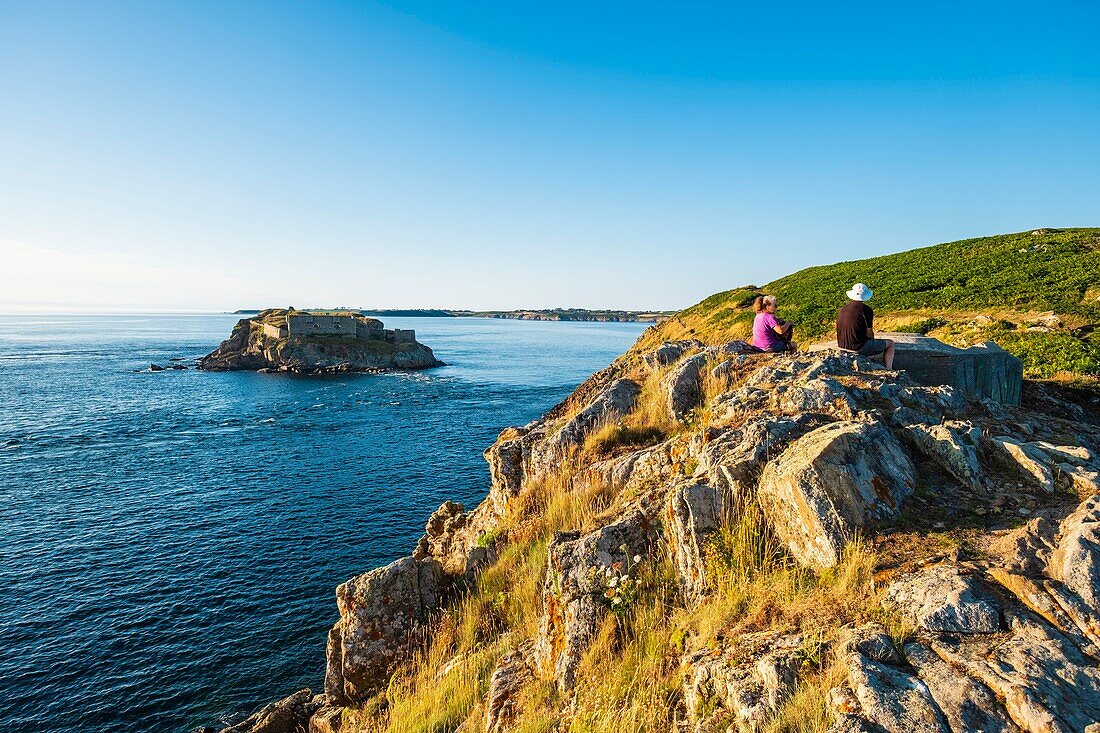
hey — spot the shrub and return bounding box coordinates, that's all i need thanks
[908,316,948,334]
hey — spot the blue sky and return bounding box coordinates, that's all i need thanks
[1,1,1098,311]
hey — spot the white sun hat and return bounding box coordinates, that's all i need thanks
[846,283,873,301]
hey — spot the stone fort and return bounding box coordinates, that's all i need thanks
[259,312,416,344]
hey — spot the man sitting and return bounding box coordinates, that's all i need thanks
[836,283,895,368]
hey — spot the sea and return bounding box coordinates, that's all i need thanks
[0,314,648,733]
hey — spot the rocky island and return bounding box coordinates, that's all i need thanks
[199,309,444,374]
[214,230,1100,733]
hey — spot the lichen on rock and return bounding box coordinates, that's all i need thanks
[757,420,916,569]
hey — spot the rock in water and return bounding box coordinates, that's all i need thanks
[198,308,443,373]
[218,689,322,733]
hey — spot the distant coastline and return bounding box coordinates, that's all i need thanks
[232,308,672,322]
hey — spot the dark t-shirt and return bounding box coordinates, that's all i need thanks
[836,300,873,350]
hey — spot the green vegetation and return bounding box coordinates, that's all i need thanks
[635,228,1100,380]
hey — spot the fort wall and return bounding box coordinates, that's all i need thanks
[254,313,415,346]
[261,322,288,339]
[355,320,385,338]
[287,314,358,336]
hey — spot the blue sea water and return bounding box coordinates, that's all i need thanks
[0,314,647,733]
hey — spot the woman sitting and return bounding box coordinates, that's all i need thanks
[752,295,796,352]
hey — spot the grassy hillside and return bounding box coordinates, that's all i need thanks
[635,228,1100,380]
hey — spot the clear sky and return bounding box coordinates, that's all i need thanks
[1,1,1098,312]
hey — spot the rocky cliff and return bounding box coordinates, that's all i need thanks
[199,309,443,373]
[217,326,1100,733]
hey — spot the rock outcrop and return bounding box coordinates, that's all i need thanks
[757,420,915,569]
[665,481,726,601]
[682,631,806,732]
[884,564,1001,634]
[325,555,445,704]
[538,378,640,467]
[220,690,324,733]
[484,643,535,733]
[221,331,1100,733]
[534,508,655,691]
[902,421,984,490]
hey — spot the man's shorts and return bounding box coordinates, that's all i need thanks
[856,338,890,356]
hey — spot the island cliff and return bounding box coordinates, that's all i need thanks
[216,231,1100,733]
[199,309,443,373]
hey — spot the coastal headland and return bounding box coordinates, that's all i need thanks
[215,230,1100,733]
[199,309,444,374]
[232,308,674,322]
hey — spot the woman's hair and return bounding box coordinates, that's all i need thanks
[753,295,776,313]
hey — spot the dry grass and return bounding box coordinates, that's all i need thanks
[763,658,848,733]
[351,455,633,730]
[582,420,667,460]
[353,475,892,733]
[684,490,881,652]
[583,350,739,459]
[348,375,901,733]
[350,533,551,732]
[698,357,733,405]
[500,488,890,733]
[506,462,621,544]
[351,641,503,733]
[568,612,682,730]
[507,559,684,733]
[624,364,680,437]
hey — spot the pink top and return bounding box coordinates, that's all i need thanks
[752,312,782,350]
